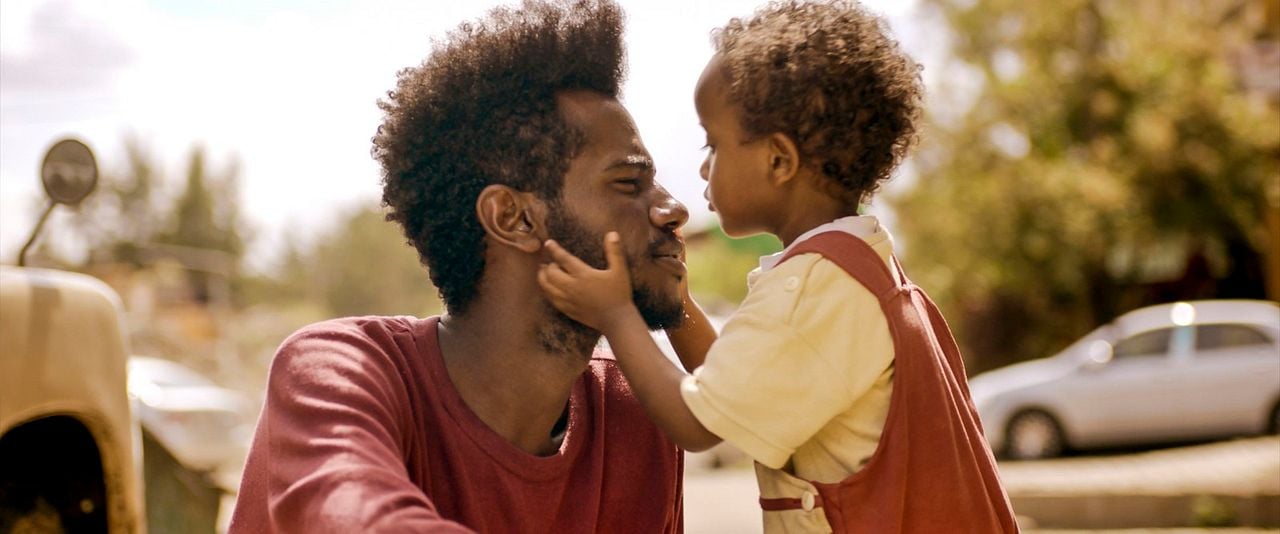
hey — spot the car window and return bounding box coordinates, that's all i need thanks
[1195,324,1274,351]
[1112,328,1173,359]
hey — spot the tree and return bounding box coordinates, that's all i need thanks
[73,135,163,267]
[255,206,443,318]
[156,145,248,304]
[891,0,1279,372]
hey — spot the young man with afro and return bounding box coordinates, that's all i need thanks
[229,1,695,531]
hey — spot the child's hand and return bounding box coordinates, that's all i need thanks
[538,231,637,333]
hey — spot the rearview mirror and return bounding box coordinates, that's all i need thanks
[42,138,99,206]
[18,138,99,266]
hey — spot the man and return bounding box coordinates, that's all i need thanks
[228,1,691,532]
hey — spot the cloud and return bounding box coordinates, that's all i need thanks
[0,0,137,93]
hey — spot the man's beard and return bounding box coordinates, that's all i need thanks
[538,207,685,354]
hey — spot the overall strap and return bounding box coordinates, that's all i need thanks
[778,231,901,300]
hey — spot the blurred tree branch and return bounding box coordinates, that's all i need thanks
[892,0,1279,373]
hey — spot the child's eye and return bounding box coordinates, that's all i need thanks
[701,143,716,154]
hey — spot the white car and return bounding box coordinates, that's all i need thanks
[127,356,252,471]
[970,300,1280,460]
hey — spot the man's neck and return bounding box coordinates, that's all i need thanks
[436,304,597,456]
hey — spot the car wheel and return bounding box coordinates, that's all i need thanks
[1269,401,1280,435]
[1005,410,1065,460]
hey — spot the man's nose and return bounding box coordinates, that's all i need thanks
[650,186,689,232]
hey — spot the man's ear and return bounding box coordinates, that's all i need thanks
[476,184,543,254]
[766,132,801,187]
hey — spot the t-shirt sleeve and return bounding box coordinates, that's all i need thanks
[679,255,894,470]
[238,323,473,533]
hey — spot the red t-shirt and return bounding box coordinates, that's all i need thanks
[229,316,684,533]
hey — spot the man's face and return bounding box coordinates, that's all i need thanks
[549,91,689,330]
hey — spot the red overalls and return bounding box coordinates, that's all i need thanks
[760,231,1019,533]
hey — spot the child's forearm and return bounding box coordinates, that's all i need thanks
[664,295,717,372]
[602,308,723,452]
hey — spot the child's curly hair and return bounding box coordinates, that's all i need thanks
[372,0,625,314]
[713,0,923,205]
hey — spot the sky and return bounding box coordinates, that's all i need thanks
[0,0,935,271]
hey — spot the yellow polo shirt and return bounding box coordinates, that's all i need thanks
[680,216,897,532]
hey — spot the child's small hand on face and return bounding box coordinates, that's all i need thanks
[538,232,637,333]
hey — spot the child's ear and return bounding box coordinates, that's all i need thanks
[476,184,544,253]
[766,132,801,186]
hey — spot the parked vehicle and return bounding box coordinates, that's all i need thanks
[1,139,145,533]
[970,299,1280,460]
[2,138,227,534]
[128,356,251,472]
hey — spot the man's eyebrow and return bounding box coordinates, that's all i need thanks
[604,154,655,172]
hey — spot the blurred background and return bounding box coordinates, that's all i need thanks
[1,0,1277,532]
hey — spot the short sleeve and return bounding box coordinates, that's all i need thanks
[679,254,894,470]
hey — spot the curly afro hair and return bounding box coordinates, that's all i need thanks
[373,0,626,314]
[712,0,923,206]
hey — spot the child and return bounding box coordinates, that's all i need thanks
[538,1,1018,532]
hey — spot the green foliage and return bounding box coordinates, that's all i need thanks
[259,207,443,318]
[72,138,249,304]
[73,136,163,266]
[686,225,782,312]
[157,146,245,260]
[891,0,1278,372]
[77,139,247,266]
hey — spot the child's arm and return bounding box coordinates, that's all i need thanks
[665,247,718,372]
[537,233,722,452]
[666,295,716,372]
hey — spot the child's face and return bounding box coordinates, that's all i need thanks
[693,55,779,238]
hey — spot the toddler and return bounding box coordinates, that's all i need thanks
[539,1,1018,532]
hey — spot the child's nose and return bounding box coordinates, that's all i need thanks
[699,157,710,182]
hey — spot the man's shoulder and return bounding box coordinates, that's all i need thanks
[585,348,642,401]
[281,315,429,351]
[286,314,424,339]
[271,315,437,383]
[586,347,620,381]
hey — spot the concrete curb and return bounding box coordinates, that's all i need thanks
[1012,493,1280,529]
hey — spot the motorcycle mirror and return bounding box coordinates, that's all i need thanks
[18,138,99,266]
[41,138,99,206]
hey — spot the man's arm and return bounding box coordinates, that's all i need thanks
[231,325,473,533]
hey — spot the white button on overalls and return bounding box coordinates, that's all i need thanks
[800,491,816,512]
[784,276,800,291]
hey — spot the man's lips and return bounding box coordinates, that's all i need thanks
[652,254,686,277]
[650,239,686,277]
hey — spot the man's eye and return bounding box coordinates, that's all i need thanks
[614,179,641,194]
